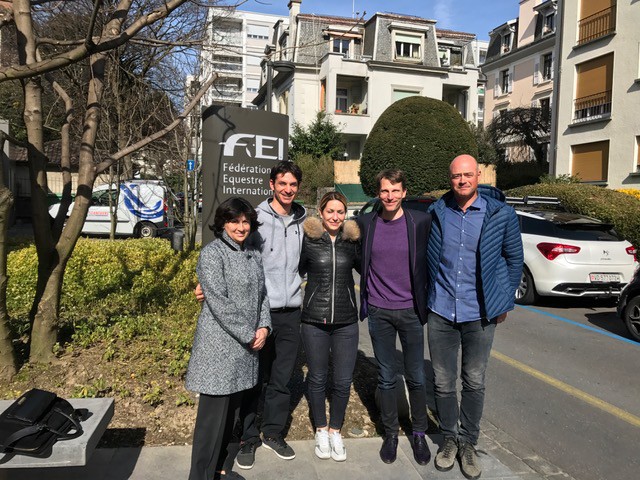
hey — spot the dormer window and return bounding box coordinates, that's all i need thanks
[438,45,463,67]
[394,32,422,61]
[543,12,555,34]
[333,38,351,58]
[501,33,512,53]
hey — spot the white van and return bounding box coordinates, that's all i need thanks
[49,180,173,238]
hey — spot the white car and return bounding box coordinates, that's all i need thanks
[514,207,637,305]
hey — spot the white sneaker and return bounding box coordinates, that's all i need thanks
[329,431,347,462]
[314,430,331,459]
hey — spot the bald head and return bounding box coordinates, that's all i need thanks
[449,154,480,209]
[449,154,479,175]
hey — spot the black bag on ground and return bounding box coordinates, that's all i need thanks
[0,388,84,457]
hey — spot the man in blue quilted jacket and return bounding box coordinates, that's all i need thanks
[427,154,523,480]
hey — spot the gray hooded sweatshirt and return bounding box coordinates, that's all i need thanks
[250,198,307,309]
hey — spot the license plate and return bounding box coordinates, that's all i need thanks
[589,273,621,283]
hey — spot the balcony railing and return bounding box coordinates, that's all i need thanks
[577,4,616,45]
[573,90,612,122]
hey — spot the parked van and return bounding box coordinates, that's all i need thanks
[49,180,173,238]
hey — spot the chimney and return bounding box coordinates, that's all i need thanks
[288,0,301,61]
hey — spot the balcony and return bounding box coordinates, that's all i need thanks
[577,4,616,46]
[573,91,612,123]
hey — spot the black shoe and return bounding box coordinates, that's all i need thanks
[379,434,398,464]
[262,435,296,460]
[213,471,245,480]
[412,433,431,465]
[235,440,261,470]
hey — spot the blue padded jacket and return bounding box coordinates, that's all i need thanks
[427,185,524,320]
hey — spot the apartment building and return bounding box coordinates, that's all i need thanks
[482,0,557,162]
[251,0,482,160]
[551,0,640,188]
[200,8,288,108]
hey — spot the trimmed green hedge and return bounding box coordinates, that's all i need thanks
[360,96,477,196]
[506,183,640,248]
[8,239,200,338]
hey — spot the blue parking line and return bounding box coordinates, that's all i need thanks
[517,305,640,346]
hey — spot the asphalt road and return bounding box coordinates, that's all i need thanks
[354,278,639,480]
[484,299,639,480]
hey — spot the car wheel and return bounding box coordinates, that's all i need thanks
[623,295,640,342]
[515,268,537,305]
[138,222,157,239]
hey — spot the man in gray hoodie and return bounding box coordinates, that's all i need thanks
[196,161,306,469]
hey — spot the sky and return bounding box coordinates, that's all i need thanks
[235,0,520,41]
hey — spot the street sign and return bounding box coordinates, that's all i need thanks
[186,159,195,171]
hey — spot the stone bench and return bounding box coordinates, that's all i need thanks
[0,397,114,468]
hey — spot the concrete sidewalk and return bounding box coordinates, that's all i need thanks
[0,431,559,480]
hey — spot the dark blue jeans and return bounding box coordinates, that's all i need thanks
[301,322,359,430]
[367,305,428,435]
[427,312,496,445]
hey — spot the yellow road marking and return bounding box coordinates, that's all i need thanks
[491,350,640,428]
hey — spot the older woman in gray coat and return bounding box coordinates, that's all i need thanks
[186,197,271,480]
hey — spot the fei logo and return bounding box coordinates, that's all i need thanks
[219,134,285,160]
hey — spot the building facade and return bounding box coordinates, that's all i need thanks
[200,8,288,108]
[482,0,557,162]
[252,0,482,160]
[551,0,640,188]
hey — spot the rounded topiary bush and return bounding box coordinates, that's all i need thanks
[360,96,478,196]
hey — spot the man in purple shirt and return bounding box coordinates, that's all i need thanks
[356,169,432,465]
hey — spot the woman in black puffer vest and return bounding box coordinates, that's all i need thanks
[299,191,360,462]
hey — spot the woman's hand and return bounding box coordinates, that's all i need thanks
[249,327,269,351]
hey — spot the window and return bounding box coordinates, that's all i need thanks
[439,46,462,67]
[501,33,512,53]
[333,38,351,58]
[543,12,555,34]
[246,25,270,40]
[479,50,487,65]
[571,141,609,182]
[336,88,348,112]
[574,53,613,122]
[542,53,553,81]
[394,33,421,61]
[246,78,260,93]
[539,97,551,120]
[578,0,616,45]
[498,69,511,95]
[393,89,420,102]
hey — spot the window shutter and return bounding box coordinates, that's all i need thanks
[550,55,554,79]
[531,100,538,108]
[493,110,499,120]
[533,61,540,85]
[507,71,513,93]
[494,77,499,97]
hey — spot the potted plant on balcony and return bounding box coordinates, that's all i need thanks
[349,103,359,114]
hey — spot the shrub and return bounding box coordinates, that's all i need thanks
[7,239,200,340]
[294,154,334,206]
[506,183,640,248]
[360,96,477,196]
[496,160,548,190]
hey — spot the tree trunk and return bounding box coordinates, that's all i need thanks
[0,187,16,379]
[29,260,64,364]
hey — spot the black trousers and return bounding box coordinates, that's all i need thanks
[241,308,301,441]
[188,391,243,480]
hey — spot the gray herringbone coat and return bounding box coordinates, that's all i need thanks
[185,232,271,396]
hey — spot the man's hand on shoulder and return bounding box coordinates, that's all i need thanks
[194,283,204,302]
